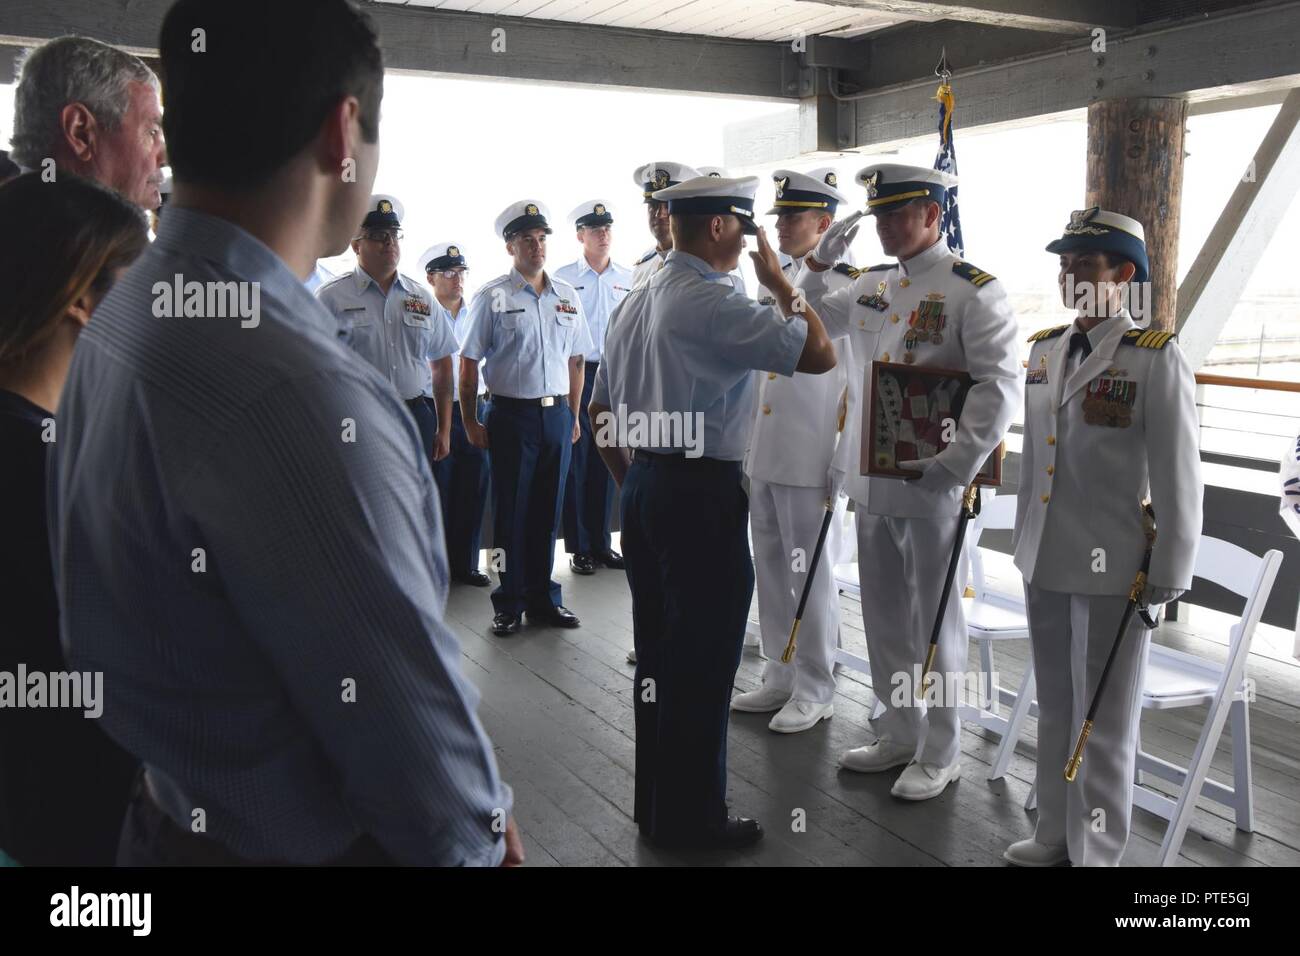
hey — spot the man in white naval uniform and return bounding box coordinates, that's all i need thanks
[732,168,857,733]
[631,162,701,289]
[797,163,1021,800]
[1005,208,1202,867]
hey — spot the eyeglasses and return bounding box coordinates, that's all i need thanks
[430,268,468,278]
[360,230,403,244]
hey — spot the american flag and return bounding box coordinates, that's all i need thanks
[934,81,964,257]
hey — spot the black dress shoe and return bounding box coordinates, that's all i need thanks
[526,605,581,628]
[569,553,597,575]
[649,816,764,850]
[453,570,492,587]
[594,549,625,569]
[491,612,521,636]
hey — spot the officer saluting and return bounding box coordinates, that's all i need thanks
[732,168,856,733]
[589,175,838,848]
[317,194,458,471]
[421,241,492,587]
[630,161,700,289]
[459,200,593,637]
[1005,209,1202,867]
[555,201,633,576]
[797,163,1021,800]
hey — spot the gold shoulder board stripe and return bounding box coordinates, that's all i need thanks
[1027,325,1069,342]
[1122,329,1176,349]
[832,262,861,279]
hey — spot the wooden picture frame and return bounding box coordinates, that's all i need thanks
[863,360,1003,487]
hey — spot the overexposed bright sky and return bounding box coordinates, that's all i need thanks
[3,72,1297,332]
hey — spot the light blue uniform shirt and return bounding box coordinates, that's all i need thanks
[459,268,594,399]
[554,257,633,362]
[47,207,511,866]
[317,266,457,400]
[592,250,808,461]
[437,296,486,402]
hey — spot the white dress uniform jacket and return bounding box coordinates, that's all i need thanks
[799,238,1022,514]
[1013,312,1203,594]
[744,257,855,486]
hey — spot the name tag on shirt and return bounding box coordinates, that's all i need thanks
[500,308,525,314]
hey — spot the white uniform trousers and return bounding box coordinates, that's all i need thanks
[856,513,968,767]
[750,480,843,704]
[1024,583,1150,866]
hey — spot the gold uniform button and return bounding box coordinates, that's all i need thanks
[1041,494,1050,503]
[1046,435,1056,446]
[890,314,900,323]
[1046,465,1055,476]
[881,352,891,363]
[858,319,866,328]
[899,278,910,288]
[767,372,777,380]
[762,405,772,415]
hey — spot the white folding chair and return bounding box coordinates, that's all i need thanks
[1135,536,1282,865]
[959,492,1036,780]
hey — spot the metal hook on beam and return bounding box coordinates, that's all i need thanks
[935,46,952,80]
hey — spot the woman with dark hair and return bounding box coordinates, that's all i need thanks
[0,172,148,865]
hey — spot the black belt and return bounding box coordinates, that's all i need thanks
[488,394,567,408]
[632,449,738,471]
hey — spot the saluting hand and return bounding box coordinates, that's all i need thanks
[810,210,865,268]
[749,226,787,294]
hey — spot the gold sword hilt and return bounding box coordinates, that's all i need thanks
[1065,719,1094,781]
[916,643,938,700]
[780,619,800,664]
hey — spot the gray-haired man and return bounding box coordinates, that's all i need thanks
[11,36,166,210]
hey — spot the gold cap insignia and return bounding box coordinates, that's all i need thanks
[447,245,459,257]
[594,203,606,215]
[525,203,539,216]
[653,169,669,189]
[775,176,789,197]
[377,199,393,214]
[825,172,838,187]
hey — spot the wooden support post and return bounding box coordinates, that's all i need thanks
[1086,97,1188,332]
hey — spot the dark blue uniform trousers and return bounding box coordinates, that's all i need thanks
[432,397,491,577]
[404,396,439,473]
[562,361,614,556]
[485,397,573,615]
[620,453,754,840]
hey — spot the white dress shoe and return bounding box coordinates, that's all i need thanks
[730,685,791,713]
[890,760,962,801]
[1003,838,1069,867]
[768,699,833,733]
[839,737,914,773]
[626,648,637,664]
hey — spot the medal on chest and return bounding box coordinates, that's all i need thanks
[903,294,946,363]
[1082,378,1137,427]
[857,279,889,312]
[403,295,430,316]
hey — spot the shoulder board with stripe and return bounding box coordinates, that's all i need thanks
[1026,325,1069,343]
[634,250,657,265]
[832,262,861,279]
[952,261,996,287]
[1121,328,1177,350]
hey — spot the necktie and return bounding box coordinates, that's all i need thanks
[1068,331,1093,360]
